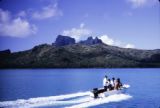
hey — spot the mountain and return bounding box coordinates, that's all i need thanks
[79,36,102,45]
[54,35,75,46]
[0,35,160,68]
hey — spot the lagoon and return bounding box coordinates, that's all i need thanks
[0,69,160,108]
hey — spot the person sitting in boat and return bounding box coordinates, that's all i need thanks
[106,79,112,91]
[114,78,122,90]
[110,77,115,90]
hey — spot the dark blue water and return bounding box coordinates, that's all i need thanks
[0,69,160,108]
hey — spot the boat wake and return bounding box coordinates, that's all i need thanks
[0,85,132,108]
[67,94,132,108]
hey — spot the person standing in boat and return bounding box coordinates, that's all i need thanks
[103,75,108,91]
[103,75,108,87]
[114,78,122,90]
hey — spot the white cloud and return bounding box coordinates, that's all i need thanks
[99,35,135,48]
[128,0,147,7]
[125,44,135,48]
[127,0,157,8]
[99,35,114,45]
[32,3,63,20]
[0,18,37,37]
[80,23,85,28]
[0,9,37,37]
[0,9,10,23]
[62,24,135,48]
[62,23,92,41]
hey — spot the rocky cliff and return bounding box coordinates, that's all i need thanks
[53,35,75,46]
[79,36,102,45]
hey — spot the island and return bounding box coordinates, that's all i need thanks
[0,35,160,68]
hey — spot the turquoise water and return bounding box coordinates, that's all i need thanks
[0,69,160,108]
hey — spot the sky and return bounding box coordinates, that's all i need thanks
[0,0,160,52]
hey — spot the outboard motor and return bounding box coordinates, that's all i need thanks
[92,87,107,98]
[92,88,98,98]
[104,86,108,91]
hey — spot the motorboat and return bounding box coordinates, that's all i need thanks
[90,84,130,98]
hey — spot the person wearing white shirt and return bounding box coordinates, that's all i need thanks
[103,75,108,87]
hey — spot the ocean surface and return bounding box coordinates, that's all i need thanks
[0,69,160,108]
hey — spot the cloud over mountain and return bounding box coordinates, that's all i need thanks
[62,23,92,41]
[99,35,135,48]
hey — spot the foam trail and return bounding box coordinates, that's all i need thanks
[0,96,93,108]
[123,84,130,88]
[0,91,90,108]
[7,97,92,108]
[0,84,131,108]
[27,96,93,108]
[67,94,132,108]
